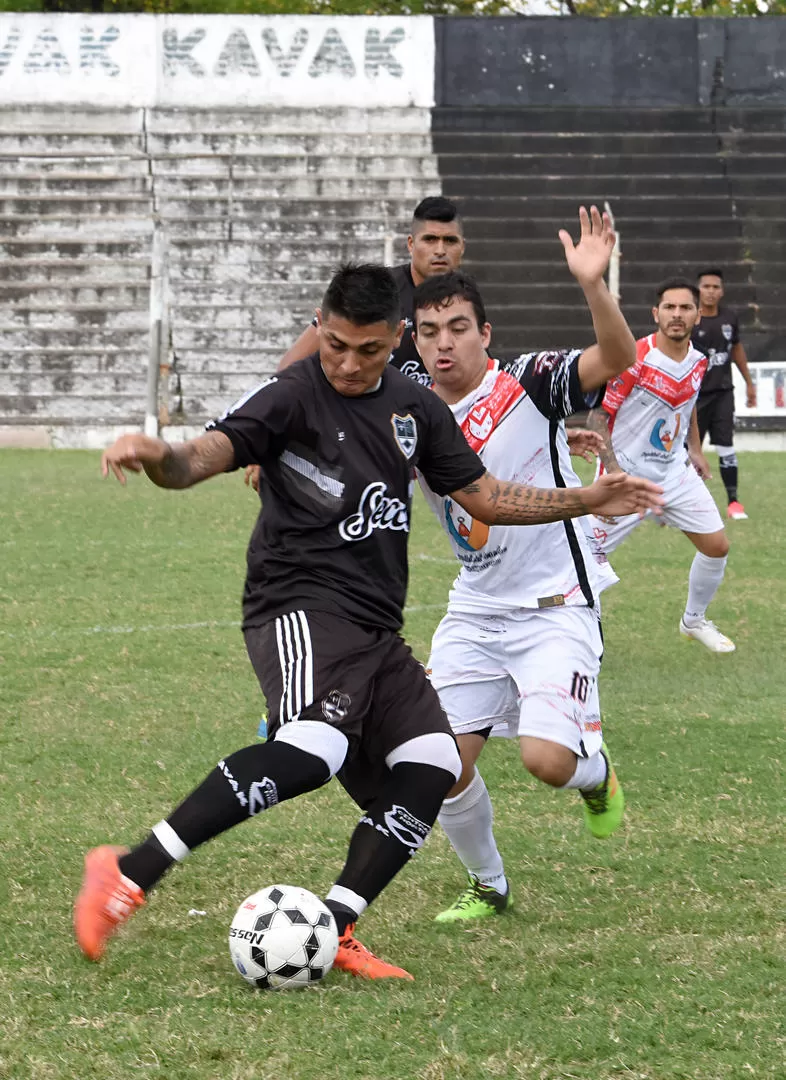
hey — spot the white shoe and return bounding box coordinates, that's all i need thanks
[679,617,736,653]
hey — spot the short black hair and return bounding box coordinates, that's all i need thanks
[696,267,724,283]
[412,271,486,330]
[322,263,401,328]
[412,196,462,231]
[655,277,700,306]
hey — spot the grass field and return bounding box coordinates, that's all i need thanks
[1,448,784,1080]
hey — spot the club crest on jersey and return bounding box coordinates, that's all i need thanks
[391,413,418,459]
[467,404,494,443]
[722,323,733,342]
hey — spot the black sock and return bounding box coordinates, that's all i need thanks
[719,459,738,503]
[331,761,455,914]
[324,900,357,937]
[119,741,330,891]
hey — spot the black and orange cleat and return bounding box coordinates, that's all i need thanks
[74,845,145,961]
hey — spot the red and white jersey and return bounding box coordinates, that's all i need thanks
[603,334,708,482]
[418,354,618,617]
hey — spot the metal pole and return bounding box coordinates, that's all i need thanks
[604,200,621,304]
[145,220,165,437]
[383,233,395,267]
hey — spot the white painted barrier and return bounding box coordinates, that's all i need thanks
[0,14,435,108]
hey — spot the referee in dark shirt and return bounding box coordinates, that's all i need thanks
[75,264,662,982]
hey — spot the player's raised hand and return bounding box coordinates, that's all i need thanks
[558,205,616,287]
[584,471,664,519]
[101,434,169,486]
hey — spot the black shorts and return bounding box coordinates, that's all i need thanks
[244,610,454,809]
[697,391,734,447]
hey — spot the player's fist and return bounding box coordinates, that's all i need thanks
[566,427,603,463]
[244,464,261,493]
[584,471,664,519]
[101,434,169,486]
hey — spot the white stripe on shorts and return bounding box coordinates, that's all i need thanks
[275,611,314,723]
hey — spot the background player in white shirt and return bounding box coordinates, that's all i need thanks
[413,207,637,922]
[591,279,735,653]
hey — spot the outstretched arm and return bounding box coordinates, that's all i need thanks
[101,431,235,489]
[450,469,662,527]
[584,407,623,473]
[558,206,636,393]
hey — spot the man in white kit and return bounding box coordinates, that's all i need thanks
[413,207,638,922]
[591,278,735,654]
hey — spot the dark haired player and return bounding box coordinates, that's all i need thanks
[411,208,633,921]
[692,268,756,520]
[278,195,464,384]
[243,196,465,489]
[591,280,735,653]
[74,264,663,981]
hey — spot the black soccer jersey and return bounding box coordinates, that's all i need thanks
[210,355,485,632]
[692,308,740,394]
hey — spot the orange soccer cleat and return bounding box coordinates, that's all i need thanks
[333,924,414,981]
[74,845,145,961]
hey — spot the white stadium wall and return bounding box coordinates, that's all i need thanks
[0,13,440,448]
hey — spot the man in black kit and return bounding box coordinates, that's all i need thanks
[75,264,662,982]
[278,195,464,384]
[692,268,757,520]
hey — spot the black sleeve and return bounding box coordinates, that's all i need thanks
[206,375,299,470]
[503,350,602,420]
[416,393,486,496]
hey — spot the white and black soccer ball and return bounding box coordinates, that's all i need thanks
[229,884,338,990]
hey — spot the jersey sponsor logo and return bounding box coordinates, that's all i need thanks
[396,359,432,386]
[338,481,409,541]
[649,414,682,453]
[443,497,489,551]
[707,349,730,369]
[391,412,418,459]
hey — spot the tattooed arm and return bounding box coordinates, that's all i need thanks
[101,431,235,489]
[450,469,663,526]
[584,407,623,474]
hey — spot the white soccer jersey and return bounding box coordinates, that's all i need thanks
[603,334,709,482]
[418,354,618,617]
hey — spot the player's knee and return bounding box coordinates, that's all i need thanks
[271,719,349,778]
[386,732,462,784]
[519,738,577,787]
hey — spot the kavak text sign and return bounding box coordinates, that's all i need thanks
[0,14,435,107]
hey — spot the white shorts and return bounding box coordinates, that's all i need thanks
[427,605,603,759]
[591,463,725,554]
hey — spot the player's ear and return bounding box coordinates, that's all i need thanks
[406,233,414,255]
[315,308,323,328]
[651,306,659,324]
[392,318,405,347]
[481,322,492,350]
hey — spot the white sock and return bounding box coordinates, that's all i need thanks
[561,750,607,792]
[325,885,367,919]
[684,552,727,625]
[437,769,506,890]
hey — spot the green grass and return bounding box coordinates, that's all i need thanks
[1,449,784,1080]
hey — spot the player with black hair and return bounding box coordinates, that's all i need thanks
[591,278,736,653]
[74,263,663,980]
[411,208,634,920]
[692,267,756,520]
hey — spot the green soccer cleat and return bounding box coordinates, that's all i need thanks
[581,744,625,839]
[434,874,511,923]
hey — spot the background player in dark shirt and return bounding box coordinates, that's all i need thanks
[278,195,465,383]
[74,264,662,982]
[692,268,757,520]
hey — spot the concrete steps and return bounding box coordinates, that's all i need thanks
[436,106,786,359]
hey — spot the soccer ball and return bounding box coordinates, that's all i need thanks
[228,884,339,990]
